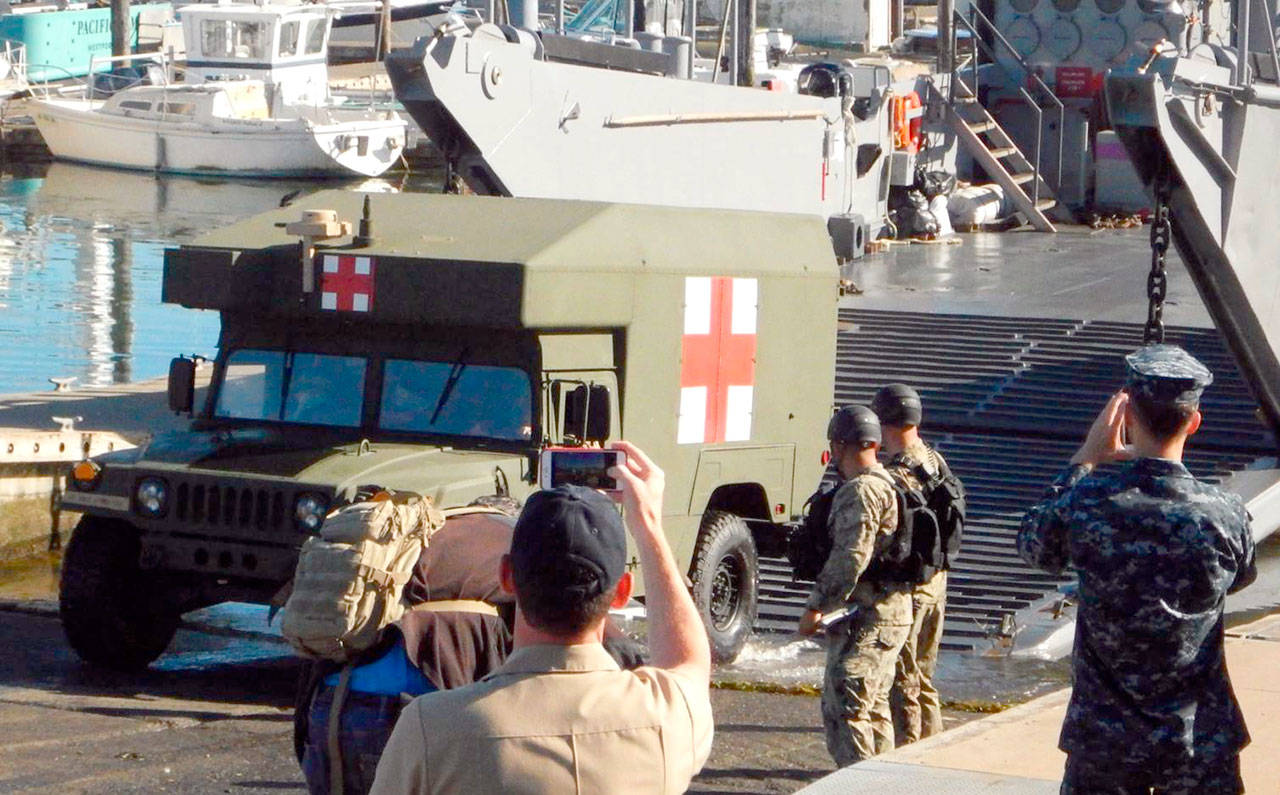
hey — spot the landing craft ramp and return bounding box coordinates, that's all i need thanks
[756,309,1271,650]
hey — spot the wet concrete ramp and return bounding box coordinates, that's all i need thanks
[756,309,1268,650]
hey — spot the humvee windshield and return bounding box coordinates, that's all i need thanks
[213,349,533,441]
[215,350,366,426]
[379,358,532,441]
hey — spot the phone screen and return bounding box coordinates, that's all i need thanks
[548,451,620,491]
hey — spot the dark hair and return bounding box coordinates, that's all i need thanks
[1128,391,1198,440]
[513,557,615,636]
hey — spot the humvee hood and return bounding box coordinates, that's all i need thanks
[139,428,524,484]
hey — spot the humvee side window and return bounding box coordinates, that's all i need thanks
[214,349,365,427]
[379,359,533,441]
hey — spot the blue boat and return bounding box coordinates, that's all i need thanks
[0,2,172,82]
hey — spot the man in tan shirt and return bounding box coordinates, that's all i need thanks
[371,441,713,794]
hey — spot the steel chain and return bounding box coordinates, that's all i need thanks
[1144,181,1172,344]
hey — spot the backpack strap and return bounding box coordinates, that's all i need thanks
[863,468,898,490]
[327,664,354,795]
[441,505,511,518]
[407,599,499,617]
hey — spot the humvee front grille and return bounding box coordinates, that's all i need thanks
[174,481,288,531]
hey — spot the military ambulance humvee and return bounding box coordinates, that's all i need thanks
[57,192,837,668]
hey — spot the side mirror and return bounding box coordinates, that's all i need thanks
[168,357,196,414]
[584,384,611,443]
[561,383,612,444]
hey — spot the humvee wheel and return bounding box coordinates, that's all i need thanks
[59,517,179,671]
[690,511,759,663]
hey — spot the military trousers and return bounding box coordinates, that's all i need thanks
[890,578,946,745]
[1061,752,1244,795]
[821,611,911,767]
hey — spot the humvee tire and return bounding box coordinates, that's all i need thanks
[59,516,180,671]
[690,511,759,663]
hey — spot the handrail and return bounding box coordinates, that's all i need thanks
[951,7,1063,197]
[952,12,1043,202]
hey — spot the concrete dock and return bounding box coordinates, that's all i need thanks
[802,613,1280,793]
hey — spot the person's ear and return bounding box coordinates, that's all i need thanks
[610,571,633,609]
[1185,409,1202,437]
[500,554,516,595]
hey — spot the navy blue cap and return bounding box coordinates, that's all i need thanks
[511,485,627,598]
[1124,344,1213,406]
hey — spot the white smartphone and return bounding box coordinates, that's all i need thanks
[538,448,627,492]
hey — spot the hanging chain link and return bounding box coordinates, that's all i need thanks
[1144,178,1173,344]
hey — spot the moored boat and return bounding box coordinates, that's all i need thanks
[33,81,405,177]
[29,0,407,177]
[386,8,954,254]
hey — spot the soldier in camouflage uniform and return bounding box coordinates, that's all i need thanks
[1018,345,1256,794]
[873,384,950,745]
[798,405,911,767]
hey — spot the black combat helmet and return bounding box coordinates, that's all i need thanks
[871,383,923,427]
[827,405,881,445]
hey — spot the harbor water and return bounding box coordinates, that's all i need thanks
[0,162,440,395]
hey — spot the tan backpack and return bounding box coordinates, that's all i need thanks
[281,492,445,662]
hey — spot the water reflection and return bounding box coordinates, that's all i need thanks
[0,162,434,394]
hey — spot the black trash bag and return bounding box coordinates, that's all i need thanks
[888,188,939,239]
[914,166,957,200]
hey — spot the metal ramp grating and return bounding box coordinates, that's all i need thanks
[757,310,1269,650]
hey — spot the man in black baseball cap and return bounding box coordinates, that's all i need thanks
[507,485,629,634]
[372,442,713,794]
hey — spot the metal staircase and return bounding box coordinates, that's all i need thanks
[941,8,1065,232]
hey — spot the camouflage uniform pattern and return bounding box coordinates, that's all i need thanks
[807,462,912,767]
[1018,458,1255,790]
[885,439,948,744]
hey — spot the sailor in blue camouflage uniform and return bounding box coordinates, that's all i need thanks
[1018,344,1256,795]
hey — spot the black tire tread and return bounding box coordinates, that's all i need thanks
[690,511,760,664]
[59,517,178,671]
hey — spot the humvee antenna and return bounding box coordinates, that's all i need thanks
[354,195,374,247]
[284,209,352,293]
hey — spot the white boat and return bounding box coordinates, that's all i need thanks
[31,0,407,178]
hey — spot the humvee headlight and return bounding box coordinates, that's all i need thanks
[71,460,102,491]
[294,492,329,532]
[135,477,169,517]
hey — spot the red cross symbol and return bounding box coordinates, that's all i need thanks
[678,277,757,444]
[319,255,375,312]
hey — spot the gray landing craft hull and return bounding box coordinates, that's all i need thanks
[386,24,897,223]
[1107,55,1280,442]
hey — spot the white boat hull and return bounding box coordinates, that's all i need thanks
[387,27,899,221]
[31,98,406,178]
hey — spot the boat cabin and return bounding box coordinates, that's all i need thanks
[102,82,273,122]
[180,0,333,106]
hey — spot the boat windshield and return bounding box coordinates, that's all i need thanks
[565,0,628,34]
[200,19,270,60]
[214,350,366,427]
[379,358,533,442]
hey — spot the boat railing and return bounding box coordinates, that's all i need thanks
[30,50,174,101]
[0,39,28,90]
[950,6,1064,201]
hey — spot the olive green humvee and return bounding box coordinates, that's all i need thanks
[57,192,837,668]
